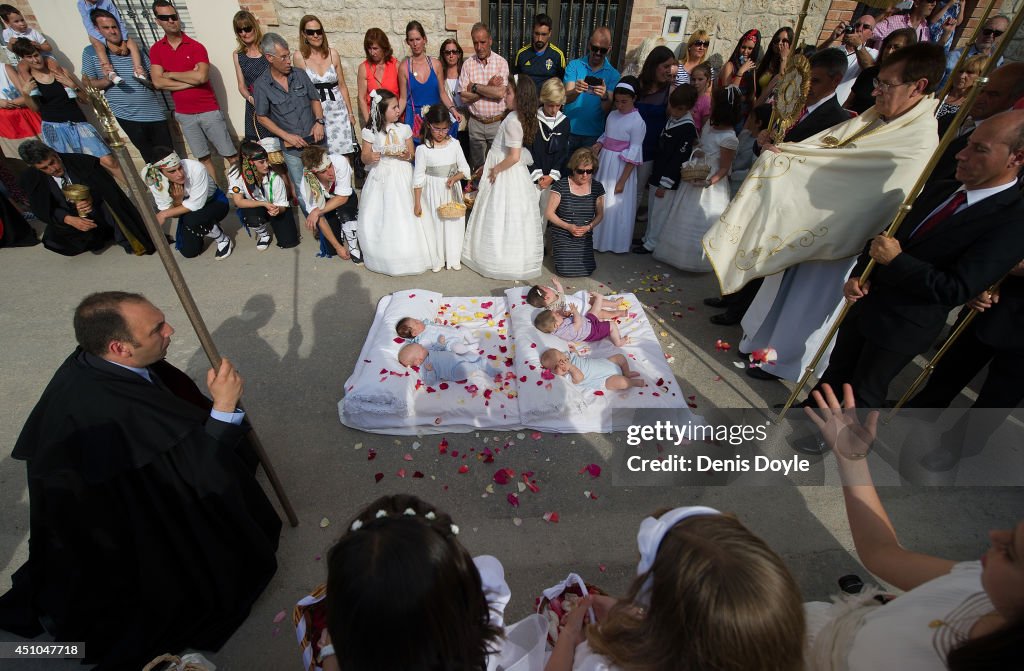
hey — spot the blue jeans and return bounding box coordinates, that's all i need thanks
[282,148,306,213]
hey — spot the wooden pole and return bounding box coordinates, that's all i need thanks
[85,86,299,527]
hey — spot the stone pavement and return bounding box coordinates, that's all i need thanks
[1,222,1020,669]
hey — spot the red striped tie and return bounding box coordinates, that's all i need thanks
[913,191,966,239]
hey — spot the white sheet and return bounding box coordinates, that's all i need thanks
[339,290,701,435]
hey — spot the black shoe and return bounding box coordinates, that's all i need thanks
[791,434,829,456]
[746,365,781,381]
[632,245,652,254]
[350,254,363,265]
[710,312,742,326]
[703,296,728,308]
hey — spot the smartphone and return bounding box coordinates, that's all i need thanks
[584,75,603,87]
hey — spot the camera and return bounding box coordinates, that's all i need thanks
[844,24,856,35]
[838,574,864,594]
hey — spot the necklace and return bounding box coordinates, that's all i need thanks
[412,55,429,81]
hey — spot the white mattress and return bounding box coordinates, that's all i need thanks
[338,289,700,435]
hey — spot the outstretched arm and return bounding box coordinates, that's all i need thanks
[805,384,957,591]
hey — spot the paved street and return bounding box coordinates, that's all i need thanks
[2,220,1021,669]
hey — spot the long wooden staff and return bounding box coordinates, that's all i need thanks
[777,2,1022,419]
[886,275,1007,418]
[85,86,299,527]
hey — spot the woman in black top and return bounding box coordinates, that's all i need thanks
[12,38,122,182]
[545,147,605,277]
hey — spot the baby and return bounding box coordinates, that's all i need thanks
[398,343,499,386]
[526,277,626,320]
[534,302,629,346]
[396,317,478,355]
[540,346,646,391]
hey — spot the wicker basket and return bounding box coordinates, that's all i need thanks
[437,201,467,218]
[680,148,711,182]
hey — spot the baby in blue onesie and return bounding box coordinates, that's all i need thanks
[399,343,500,385]
[540,346,646,391]
[396,317,479,355]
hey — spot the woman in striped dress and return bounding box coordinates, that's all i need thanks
[544,147,604,277]
[231,11,270,141]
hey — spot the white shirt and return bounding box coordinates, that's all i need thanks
[228,168,289,207]
[298,154,353,212]
[834,45,878,106]
[911,179,1019,236]
[148,159,216,212]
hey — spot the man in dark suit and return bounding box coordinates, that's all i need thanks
[813,109,1024,408]
[0,291,280,668]
[709,48,853,327]
[928,63,1024,183]
[18,140,155,256]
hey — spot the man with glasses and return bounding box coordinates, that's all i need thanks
[514,13,566,91]
[253,33,325,199]
[563,26,619,153]
[148,0,237,181]
[819,14,878,105]
[939,14,1009,89]
[458,22,510,169]
[81,9,172,162]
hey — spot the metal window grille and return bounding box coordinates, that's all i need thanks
[483,0,632,69]
[113,0,196,51]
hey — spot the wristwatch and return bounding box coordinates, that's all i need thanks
[315,118,326,125]
[471,83,479,94]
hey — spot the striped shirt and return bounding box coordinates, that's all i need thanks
[458,52,509,118]
[82,46,167,122]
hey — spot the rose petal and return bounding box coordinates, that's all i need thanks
[404,453,413,461]
[580,463,602,478]
[439,438,448,454]
[458,465,469,474]
[513,517,523,527]
[367,448,377,461]
[319,517,330,528]
[543,511,559,523]
[273,610,287,624]
[413,471,424,478]
[374,472,384,483]
[507,493,520,507]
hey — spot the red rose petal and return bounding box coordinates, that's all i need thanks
[397,468,406,478]
[439,438,448,454]
[367,449,377,461]
[507,493,520,507]
[413,471,424,478]
[458,465,469,474]
[543,511,559,523]
[374,472,384,483]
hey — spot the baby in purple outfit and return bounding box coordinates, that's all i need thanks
[534,302,629,346]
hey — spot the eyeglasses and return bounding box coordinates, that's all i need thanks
[236,26,254,34]
[429,125,450,133]
[304,28,324,36]
[443,49,460,55]
[854,23,873,30]
[692,40,709,47]
[574,168,594,175]
[872,77,913,92]
[589,44,609,55]
[981,28,1005,37]
[155,13,178,22]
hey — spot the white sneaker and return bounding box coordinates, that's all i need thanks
[256,231,272,251]
[215,237,233,260]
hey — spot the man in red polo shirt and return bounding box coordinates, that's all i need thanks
[148,0,237,180]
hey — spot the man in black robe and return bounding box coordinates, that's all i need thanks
[17,140,156,256]
[0,291,281,669]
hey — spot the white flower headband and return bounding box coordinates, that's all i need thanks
[635,506,721,604]
[614,82,635,95]
[351,508,458,535]
[369,88,384,130]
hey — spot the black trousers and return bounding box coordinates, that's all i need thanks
[238,206,300,249]
[42,198,120,256]
[813,305,917,408]
[116,118,174,163]
[176,194,229,258]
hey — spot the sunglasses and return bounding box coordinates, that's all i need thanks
[692,40,709,47]
[589,44,609,55]
[236,25,254,34]
[443,49,460,55]
[778,38,791,44]
[155,13,178,22]
[304,28,324,36]
[981,28,1005,37]
[574,168,594,175]
[854,23,872,30]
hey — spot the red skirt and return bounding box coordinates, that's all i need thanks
[0,106,42,139]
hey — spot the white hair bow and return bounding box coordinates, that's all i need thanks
[635,506,721,604]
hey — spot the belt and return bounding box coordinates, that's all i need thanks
[314,81,339,102]
[425,163,457,177]
[471,112,505,124]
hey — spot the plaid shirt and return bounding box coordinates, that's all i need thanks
[871,14,931,46]
[458,52,509,118]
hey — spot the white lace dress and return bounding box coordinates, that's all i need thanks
[357,123,434,276]
[462,111,543,280]
[654,122,738,272]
